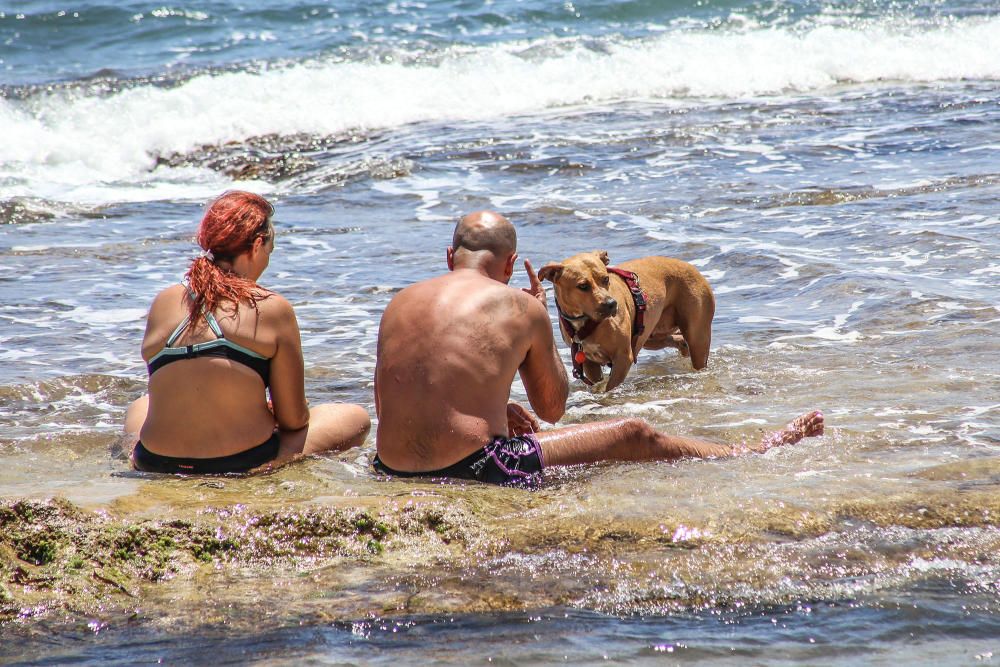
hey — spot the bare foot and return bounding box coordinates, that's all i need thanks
[749,410,824,454]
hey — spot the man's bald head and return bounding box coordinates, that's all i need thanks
[452,210,517,258]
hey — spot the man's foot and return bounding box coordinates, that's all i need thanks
[750,410,825,453]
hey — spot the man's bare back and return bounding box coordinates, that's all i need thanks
[373,210,824,486]
[375,268,562,471]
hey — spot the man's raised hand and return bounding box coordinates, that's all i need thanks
[522,259,547,309]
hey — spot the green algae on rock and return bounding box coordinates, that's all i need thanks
[0,497,480,624]
[5,486,1000,628]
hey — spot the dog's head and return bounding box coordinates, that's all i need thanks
[538,250,618,321]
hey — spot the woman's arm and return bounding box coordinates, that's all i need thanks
[265,294,311,431]
[140,284,189,363]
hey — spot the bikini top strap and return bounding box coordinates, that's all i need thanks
[169,285,225,343]
[164,315,194,347]
[202,310,225,338]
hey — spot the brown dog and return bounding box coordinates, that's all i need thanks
[538,251,715,391]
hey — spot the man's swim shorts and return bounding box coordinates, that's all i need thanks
[372,433,544,488]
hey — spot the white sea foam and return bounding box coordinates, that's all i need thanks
[715,283,772,295]
[1,16,998,204]
[962,404,1000,418]
[0,348,44,362]
[56,306,147,326]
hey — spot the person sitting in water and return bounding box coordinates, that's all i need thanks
[123,191,371,474]
[372,210,824,487]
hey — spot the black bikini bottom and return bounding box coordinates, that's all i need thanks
[132,431,280,474]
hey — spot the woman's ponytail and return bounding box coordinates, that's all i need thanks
[185,191,273,318]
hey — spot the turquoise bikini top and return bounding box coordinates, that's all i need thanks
[146,291,271,387]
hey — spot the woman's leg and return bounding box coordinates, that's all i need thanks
[123,394,149,436]
[299,403,372,455]
[538,411,824,467]
[268,403,372,468]
[118,395,149,464]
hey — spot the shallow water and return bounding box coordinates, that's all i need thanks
[2,0,999,663]
[8,603,1000,665]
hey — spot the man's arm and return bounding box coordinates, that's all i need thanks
[518,261,568,423]
[519,302,568,423]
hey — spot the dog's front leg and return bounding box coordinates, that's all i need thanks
[603,352,633,391]
[582,359,604,384]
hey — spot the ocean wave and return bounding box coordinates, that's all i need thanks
[1,15,998,203]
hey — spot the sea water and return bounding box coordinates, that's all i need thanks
[1,0,999,663]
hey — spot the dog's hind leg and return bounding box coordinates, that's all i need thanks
[642,325,681,349]
[679,291,715,370]
[683,320,712,370]
[642,327,690,358]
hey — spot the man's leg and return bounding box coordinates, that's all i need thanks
[537,411,824,467]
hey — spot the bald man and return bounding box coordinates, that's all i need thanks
[373,211,824,487]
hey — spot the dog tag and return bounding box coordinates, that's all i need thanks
[574,350,587,364]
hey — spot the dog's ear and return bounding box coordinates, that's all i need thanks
[537,263,563,282]
[595,250,610,266]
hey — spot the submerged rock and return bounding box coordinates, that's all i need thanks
[0,497,480,624]
[3,487,1000,630]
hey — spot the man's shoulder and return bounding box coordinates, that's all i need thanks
[387,274,444,304]
[382,275,448,321]
[506,283,549,317]
[386,272,547,322]
[391,271,491,299]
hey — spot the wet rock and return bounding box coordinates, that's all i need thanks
[152,130,414,185]
[4,489,1000,630]
[154,137,318,181]
[0,497,481,624]
[154,131,370,182]
[0,199,57,225]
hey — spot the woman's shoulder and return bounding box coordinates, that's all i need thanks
[155,282,188,297]
[148,283,189,313]
[254,289,296,322]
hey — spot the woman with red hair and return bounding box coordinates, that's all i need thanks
[123,191,370,473]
